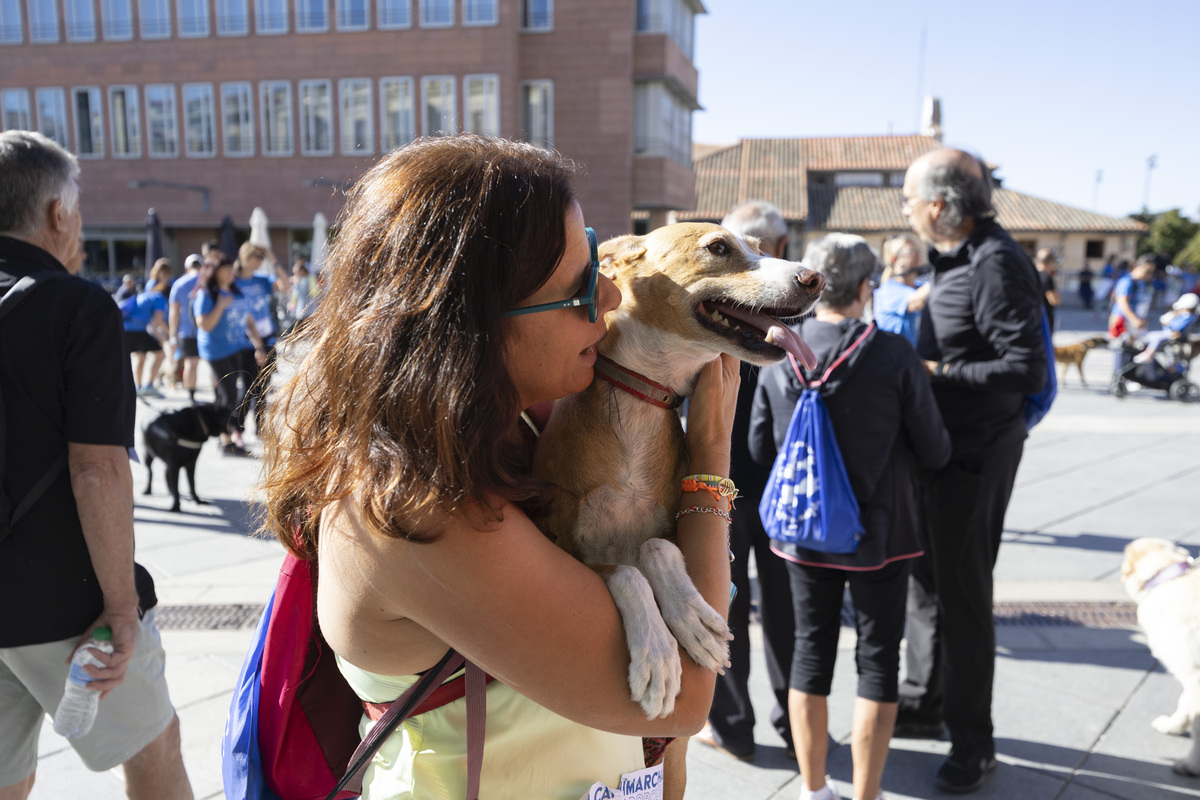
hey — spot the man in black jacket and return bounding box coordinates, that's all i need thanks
[896,148,1046,793]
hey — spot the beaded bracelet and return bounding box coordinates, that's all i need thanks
[681,474,739,507]
[675,505,733,524]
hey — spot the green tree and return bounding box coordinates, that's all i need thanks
[1144,209,1199,260]
[1177,228,1200,268]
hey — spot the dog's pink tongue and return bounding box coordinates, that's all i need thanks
[718,306,818,369]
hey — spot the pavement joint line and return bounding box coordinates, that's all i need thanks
[1024,460,1200,534]
[1015,432,1180,489]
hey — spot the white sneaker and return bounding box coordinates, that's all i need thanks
[798,778,841,800]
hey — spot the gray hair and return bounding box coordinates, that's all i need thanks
[721,200,788,246]
[802,233,879,309]
[0,130,80,238]
[916,153,994,232]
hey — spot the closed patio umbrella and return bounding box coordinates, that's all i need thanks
[311,212,328,273]
[144,208,163,281]
[219,215,237,260]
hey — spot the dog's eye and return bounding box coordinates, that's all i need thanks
[706,240,730,256]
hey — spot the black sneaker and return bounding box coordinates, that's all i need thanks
[892,708,945,739]
[934,750,997,794]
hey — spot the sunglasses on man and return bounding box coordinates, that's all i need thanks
[503,227,600,324]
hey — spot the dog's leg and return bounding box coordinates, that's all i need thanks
[142,452,154,496]
[604,565,683,720]
[1154,687,1195,736]
[166,463,182,513]
[185,460,207,504]
[1076,358,1088,389]
[661,737,688,800]
[1173,712,1200,777]
[637,538,731,674]
[1059,363,1068,388]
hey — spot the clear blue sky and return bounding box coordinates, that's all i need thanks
[692,0,1199,221]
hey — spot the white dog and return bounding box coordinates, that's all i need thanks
[1121,536,1200,776]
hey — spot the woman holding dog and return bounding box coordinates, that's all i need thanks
[260,135,739,798]
[193,254,266,457]
[750,234,951,800]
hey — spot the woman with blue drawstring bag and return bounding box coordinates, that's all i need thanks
[749,233,951,800]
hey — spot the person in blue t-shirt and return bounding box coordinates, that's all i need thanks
[168,254,203,401]
[872,233,930,347]
[123,258,171,398]
[193,254,266,457]
[234,242,290,436]
[1109,255,1156,339]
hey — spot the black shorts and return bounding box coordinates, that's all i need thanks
[125,330,161,353]
[179,337,199,359]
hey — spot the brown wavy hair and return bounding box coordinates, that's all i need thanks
[262,135,578,558]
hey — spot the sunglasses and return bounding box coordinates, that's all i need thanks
[503,227,600,323]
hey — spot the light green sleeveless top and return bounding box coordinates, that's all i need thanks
[336,655,645,800]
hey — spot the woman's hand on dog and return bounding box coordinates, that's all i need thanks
[686,353,740,475]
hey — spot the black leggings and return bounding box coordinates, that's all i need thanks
[207,350,255,435]
[786,558,909,703]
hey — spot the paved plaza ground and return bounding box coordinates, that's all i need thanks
[25,307,1200,799]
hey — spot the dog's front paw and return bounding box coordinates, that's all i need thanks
[1154,714,1190,736]
[606,566,682,719]
[1172,757,1200,777]
[661,592,731,674]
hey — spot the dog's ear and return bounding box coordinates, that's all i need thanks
[741,235,765,256]
[598,234,647,280]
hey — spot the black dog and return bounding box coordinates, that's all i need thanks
[142,403,228,512]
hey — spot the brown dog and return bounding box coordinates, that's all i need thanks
[1054,335,1108,388]
[532,222,823,795]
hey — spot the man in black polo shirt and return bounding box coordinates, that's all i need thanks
[0,131,192,798]
[895,148,1046,793]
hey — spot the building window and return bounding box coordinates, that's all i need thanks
[0,0,22,44]
[520,79,552,148]
[182,83,216,156]
[335,0,366,29]
[421,75,455,136]
[296,0,326,31]
[27,0,59,41]
[377,0,407,28]
[64,0,96,41]
[255,0,286,33]
[139,0,171,38]
[338,78,372,154]
[35,87,69,147]
[298,80,332,156]
[418,0,450,27]
[145,84,178,157]
[72,87,104,156]
[1085,240,1105,259]
[260,81,292,155]
[633,81,692,168]
[462,0,495,25]
[1,88,31,131]
[520,0,550,31]
[834,172,884,187]
[177,0,208,36]
[636,0,694,60]
[108,85,141,158]
[463,74,498,137]
[216,0,247,34]
[101,0,132,38]
[221,81,253,155]
[379,76,414,151]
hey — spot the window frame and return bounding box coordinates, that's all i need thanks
[101,0,133,39]
[519,79,553,148]
[144,83,179,158]
[420,74,456,137]
[63,0,97,41]
[71,85,105,158]
[338,77,373,155]
[27,0,60,42]
[181,82,217,157]
[138,0,171,39]
[35,87,70,148]
[462,73,498,137]
[108,84,142,159]
[376,0,409,28]
[215,0,248,35]
[379,75,415,152]
[1,88,31,131]
[220,80,255,157]
[0,0,23,44]
[297,79,333,156]
[417,0,451,28]
[176,0,209,36]
[295,0,327,32]
[254,0,287,34]
[335,0,368,30]
[519,0,551,32]
[461,0,496,26]
[259,80,294,156]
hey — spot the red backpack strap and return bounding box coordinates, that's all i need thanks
[788,322,876,389]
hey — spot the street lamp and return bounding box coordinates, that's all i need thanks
[1143,155,1157,211]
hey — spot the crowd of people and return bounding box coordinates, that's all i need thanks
[10,126,1184,800]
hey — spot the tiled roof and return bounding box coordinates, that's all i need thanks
[679,135,1147,235]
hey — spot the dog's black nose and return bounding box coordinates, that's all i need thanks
[798,270,825,294]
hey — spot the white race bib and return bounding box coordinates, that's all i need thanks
[581,765,664,800]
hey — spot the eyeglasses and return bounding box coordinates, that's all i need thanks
[503,227,600,323]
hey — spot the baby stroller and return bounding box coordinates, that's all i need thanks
[1110,330,1200,402]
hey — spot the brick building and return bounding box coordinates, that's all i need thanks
[0,0,705,277]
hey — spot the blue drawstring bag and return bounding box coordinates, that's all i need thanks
[221,586,283,800]
[1023,308,1057,430]
[759,323,875,554]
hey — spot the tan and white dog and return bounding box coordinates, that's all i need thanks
[1121,537,1200,776]
[532,223,821,790]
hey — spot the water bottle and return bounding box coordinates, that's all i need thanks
[52,626,114,738]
